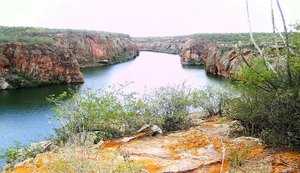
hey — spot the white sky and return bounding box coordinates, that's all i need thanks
[0,0,299,37]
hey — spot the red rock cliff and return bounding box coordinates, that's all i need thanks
[134,37,250,78]
[53,32,139,67]
[180,42,251,77]
[0,30,139,90]
[0,43,83,89]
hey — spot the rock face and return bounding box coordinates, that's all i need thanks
[134,37,186,54]
[181,42,251,77]
[205,45,251,77]
[134,37,250,78]
[0,31,139,89]
[53,32,139,67]
[179,40,212,66]
[0,43,83,89]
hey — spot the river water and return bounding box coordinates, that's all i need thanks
[0,51,224,166]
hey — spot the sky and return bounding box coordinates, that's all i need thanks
[0,0,299,37]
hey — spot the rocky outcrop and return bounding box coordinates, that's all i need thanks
[179,40,212,66]
[205,45,251,77]
[0,43,83,89]
[5,116,300,173]
[134,37,187,54]
[135,37,250,78]
[181,43,251,77]
[53,32,139,67]
[0,29,139,89]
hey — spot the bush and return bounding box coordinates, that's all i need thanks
[229,58,300,146]
[195,86,233,117]
[47,85,145,146]
[0,141,43,168]
[48,83,219,145]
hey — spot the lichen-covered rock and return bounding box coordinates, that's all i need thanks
[5,116,300,173]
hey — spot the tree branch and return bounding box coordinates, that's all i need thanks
[276,0,292,85]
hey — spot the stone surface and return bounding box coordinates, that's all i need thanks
[5,116,300,173]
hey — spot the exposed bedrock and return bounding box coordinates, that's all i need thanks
[0,31,139,89]
[53,32,139,67]
[0,43,83,89]
[134,37,251,78]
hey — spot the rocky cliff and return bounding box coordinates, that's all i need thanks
[52,32,139,67]
[135,37,248,78]
[180,42,251,77]
[0,28,139,89]
[0,43,83,89]
[134,37,186,54]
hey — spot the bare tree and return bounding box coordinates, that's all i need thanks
[276,0,293,85]
[245,0,277,73]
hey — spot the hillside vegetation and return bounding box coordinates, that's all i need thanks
[0,26,129,45]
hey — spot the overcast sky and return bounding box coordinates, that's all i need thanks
[0,0,299,37]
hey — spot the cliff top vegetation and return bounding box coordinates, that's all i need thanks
[0,26,130,46]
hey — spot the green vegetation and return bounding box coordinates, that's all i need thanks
[47,83,230,146]
[0,141,43,168]
[0,26,129,45]
[109,54,133,65]
[0,26,55,45]
[227,23,300,146]
[133,32,280,44]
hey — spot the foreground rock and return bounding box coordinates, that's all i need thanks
[0,28,139,89]
[4,116,300,173]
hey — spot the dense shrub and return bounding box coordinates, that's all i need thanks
[47,83,231,146]
[47,85,145,146]
[229,58,300,146]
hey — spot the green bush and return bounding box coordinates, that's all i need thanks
[0,141,43,167]
[195,86,233,117]
[48,83,223,145]
[47,85,142,145]
[140,83,199,132]
[229,58,300,146]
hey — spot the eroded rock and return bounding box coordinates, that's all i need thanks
[4,117,300,173]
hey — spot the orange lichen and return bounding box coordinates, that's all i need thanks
[8,166,34,173]
[206,116,221,122]
[133,132,147,138]
[101,141,123,148]
[206,162,229,173]
[272,152,300,173]
[166,130,208,156]
[246,146,266,160]
[135,159,161,173]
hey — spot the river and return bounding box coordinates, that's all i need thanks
[0,51,224,166]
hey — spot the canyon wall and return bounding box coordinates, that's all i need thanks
[0,43,83,89]
[135,37,249,78]
[53,32,139,67]
[0,30,139,89]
